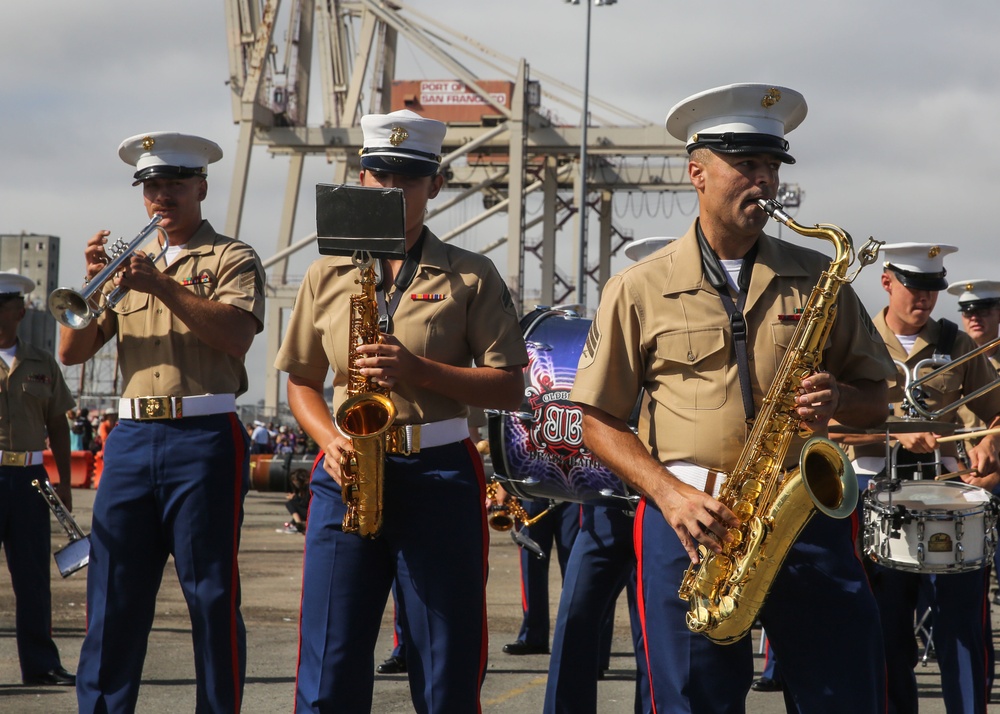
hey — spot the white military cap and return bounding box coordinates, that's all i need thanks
[360,109,447,177]
[880,242,958,291]
[666,83,807,164]
[624,236,675,262]
[0,269,36,297]
[946,279,1000,313]
[118,132,223,186]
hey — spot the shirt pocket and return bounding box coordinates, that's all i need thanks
[112,290,150,317]
[22,381,52,404]
[770,322,800,370]
[653,327,728,410]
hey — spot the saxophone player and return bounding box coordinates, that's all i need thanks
[0,270,76,687]
[60,133,266,713]
[571,84,895,712]
[275,110,527,713]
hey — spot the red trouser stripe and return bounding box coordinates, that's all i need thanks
[227,413,246,712]
[633,497,658,714]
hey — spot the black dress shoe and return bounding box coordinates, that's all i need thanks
[376,655,407,675]
[750,676,782,692]
[502,640,549,655]
[23,666,76,686]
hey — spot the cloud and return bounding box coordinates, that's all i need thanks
[3,0,999,404]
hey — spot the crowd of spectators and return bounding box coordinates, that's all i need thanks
[246,420,317,458]
[66,407,117,458]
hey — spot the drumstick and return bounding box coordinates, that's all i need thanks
[935,426,1000,444]
[934,468,977,481]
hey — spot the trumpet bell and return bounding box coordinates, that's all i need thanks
[54,536,90,578]
[47,213,166,331]
[48,287,96,330]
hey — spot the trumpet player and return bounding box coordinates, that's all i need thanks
[0,270,76,687]
[275,109,527,713]
[59,132,265,713]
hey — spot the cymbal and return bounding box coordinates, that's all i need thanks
[828,416,957,435]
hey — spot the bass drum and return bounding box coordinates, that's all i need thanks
[488,307,636,509]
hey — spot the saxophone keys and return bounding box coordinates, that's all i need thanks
[686,607,712,632]
[734,500,755,522]
[727,527,743,547]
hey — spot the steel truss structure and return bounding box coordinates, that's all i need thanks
[223,0,691,413]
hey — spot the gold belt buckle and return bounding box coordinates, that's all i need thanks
[2,451,27,467]
[135,397,176,420]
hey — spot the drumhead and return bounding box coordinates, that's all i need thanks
[872,480,992,512]
[488,308,634,508]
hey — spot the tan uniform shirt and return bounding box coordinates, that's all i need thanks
[850,311,1000,462]
[571,221,896,471]
[95,221,265,398]
[0,340,75,451]
[275,229,528,424]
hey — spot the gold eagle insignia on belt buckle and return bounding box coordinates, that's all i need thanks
[136,397,179,420]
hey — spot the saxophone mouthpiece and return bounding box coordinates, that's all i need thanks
[757,198,792,226]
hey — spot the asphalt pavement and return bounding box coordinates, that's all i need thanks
[0,486,989,713]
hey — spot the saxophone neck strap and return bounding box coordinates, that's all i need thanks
[376,229,427,333]
[697,221,758,421]
[934,318,958,361]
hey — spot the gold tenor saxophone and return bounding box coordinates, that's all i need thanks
[335,254,397,538]
[677,199,883,644]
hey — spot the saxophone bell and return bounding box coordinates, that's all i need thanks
[336,391,397,539]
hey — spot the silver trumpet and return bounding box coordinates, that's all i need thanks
[32,479,90,578]
[48,214,168,329]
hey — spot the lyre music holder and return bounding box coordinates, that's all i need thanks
[316,184,407,260]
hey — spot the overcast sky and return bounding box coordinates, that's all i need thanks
[3,1,999,406]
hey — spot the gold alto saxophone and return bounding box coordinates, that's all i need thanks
[484,481,550,531]
[335,254,397,538]
[677,199,883,644]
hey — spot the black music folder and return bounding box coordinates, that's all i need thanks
[315,184,407,259]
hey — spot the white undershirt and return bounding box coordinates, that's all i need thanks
[895,333,918,356]
[0,343,17,369]
[719,258,742,292]
[164,245,183,266]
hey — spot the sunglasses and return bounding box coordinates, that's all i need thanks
[961,306,1000,318]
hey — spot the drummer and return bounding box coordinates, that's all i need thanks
[837,243,1000,714]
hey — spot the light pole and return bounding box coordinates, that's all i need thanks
[565,0,616,308]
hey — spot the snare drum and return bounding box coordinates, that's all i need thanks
[488,307,635,509]
[863,480,998,573]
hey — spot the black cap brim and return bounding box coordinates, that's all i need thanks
[889,267,948,292]
[360,155,439,177]
[959,299,1000,314]
[131,166,207,186]
[689,132,796,164]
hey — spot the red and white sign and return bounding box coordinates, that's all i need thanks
[419,80,507,107]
